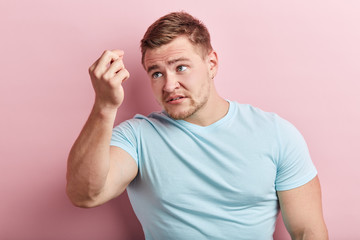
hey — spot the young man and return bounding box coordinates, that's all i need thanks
[66,12,328,239]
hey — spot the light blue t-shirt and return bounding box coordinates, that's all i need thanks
[110,101,317,240]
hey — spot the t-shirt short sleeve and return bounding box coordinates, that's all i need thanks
[110,120,139,166]
[275,115,317,191]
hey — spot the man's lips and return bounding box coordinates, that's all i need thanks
[165,95,187,103]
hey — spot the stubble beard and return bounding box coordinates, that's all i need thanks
[163,84,210,120]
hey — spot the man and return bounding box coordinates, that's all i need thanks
[66,12,328,239]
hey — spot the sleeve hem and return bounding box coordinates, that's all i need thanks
[110,142,138,165]
[275,170,318,191]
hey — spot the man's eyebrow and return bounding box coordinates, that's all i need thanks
[146,57,191,73]
[167,57,190,65]
[147,65,159,73]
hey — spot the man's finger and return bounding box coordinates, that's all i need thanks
[95,50,125,74]
[109,50,125,65]
[89,58,100,73]
[112,68,130,85]
[106,58,125,77]
[111,49,124,57]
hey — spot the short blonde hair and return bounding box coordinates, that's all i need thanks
[140,11,213,65]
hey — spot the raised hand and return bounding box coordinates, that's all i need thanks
[88,50,130,110]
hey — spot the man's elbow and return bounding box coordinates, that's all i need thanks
[291,227,329,240]
[66,185,103,208]
[305,229,329,240]
[68,197,99,208]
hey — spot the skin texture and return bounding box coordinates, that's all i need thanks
[66,36,328,239]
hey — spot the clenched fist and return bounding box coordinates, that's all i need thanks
[89,50,130,110]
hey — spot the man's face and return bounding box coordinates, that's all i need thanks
[143,36,217,121]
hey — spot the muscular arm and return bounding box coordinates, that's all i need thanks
[66,50,137,208]
[277,176,328,240]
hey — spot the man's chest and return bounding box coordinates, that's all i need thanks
[135,127,279,207]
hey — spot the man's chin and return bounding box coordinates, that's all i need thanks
[165,108,195,120]
[162,98,199,120]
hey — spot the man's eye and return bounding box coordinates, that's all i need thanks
[152,72,163,79]
[177,65,187,72]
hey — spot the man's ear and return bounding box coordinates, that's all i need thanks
[207,50,218,79]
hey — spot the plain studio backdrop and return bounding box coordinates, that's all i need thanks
[1,0,359,239]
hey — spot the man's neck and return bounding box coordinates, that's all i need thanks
[183,94,229,127]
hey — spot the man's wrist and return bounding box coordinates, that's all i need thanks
[91,101,118,121]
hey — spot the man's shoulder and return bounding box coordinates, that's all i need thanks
[134,111,171,123]
[230,102,306,143]
[230,101,279,123]
[117,111,171,129]
[229,101,301,138]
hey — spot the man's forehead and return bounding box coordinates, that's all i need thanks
[145,49,187,65]
[143,36,201,68]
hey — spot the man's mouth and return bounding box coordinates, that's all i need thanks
[166,95,186,103]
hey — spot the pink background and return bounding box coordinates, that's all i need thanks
[1,0,359,239]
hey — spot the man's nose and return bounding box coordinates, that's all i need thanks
[163,73,180,92]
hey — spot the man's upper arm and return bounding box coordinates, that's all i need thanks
[277,176,328,240]
[92,146,138,206]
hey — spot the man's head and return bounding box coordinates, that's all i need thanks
[141,11,213,65]
[141,12,219,124]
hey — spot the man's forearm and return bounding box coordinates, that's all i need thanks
[66,104,117,206]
